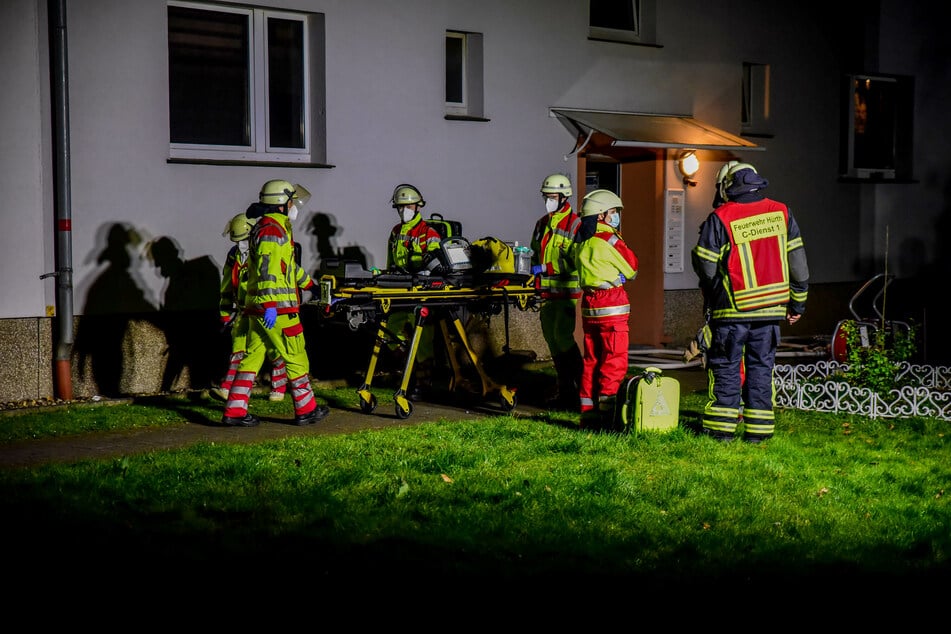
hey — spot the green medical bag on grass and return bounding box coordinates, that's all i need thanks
[619,366,680,434]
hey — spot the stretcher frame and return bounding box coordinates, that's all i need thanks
[315,270,540,419]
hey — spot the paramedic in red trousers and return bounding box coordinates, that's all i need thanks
[386,183,443,398]
[213,212,287,404]
[691,162,809,443]
[572,189,639,428]
[221,179,330,427]
[530,173,584,410]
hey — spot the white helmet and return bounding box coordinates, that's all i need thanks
[581,189,623,217]
[717,162,757,201]
[222,213,256,242]
[540,173,572,197]
[391,184,425,208]
[259,179,312,208]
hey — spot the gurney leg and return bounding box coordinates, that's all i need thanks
[393,308,428,419]
[439,319,466,392]
[448,316,517,412]
[357,319,389,414]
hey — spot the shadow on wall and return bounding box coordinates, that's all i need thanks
[73,223,229,398]
[308,211,370,272]
[75,222,157,397]
[303,211,375,381]
[145,236,223,392]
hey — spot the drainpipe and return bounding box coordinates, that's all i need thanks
[48,0,74,401]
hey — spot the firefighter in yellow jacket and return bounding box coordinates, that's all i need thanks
[385,183,442,399]
[221,179,330,427]
[530,173,584,409]
[213,212,287,403]
[572,189,639,428]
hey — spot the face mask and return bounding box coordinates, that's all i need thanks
[545,197,559,213]
[287,204,299,223]
[606,212,620,228]
[400,207,416,223]
[237,240,250,255]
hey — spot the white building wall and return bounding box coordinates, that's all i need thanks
[0,0,947,321]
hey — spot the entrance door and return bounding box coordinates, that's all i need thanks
[575,149,665,348]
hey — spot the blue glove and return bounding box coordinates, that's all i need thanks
[531,264,545,276]
[263,307,277,329]
[618,273,626,284]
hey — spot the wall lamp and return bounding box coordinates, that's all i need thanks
[678,150,700,187]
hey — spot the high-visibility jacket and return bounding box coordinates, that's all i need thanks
[531,201,582,301]
[247,213,313,315]
[387,213,442,272]
[574,224,639,322]
[692,197,808,322]
[219,245,249,321]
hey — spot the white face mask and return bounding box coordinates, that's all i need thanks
[287,204,300,223]
[237,240,250,255]
[606,212,621,228]
[545,197,559,213]
[400,207,416,223]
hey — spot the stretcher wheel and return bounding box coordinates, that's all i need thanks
[396,400,414,419]
[499,391,517,412]
[360,394,378,414]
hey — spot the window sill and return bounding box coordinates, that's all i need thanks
[587,37,662,48]
[444,114,491,122]
[167,158,335,168]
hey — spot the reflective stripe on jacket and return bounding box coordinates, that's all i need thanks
[692,197,808,322]
[219,245,249,319]
[247,213,313,315]
[574,224,639,321]
[387,213,442,272]
[531,201,582,300]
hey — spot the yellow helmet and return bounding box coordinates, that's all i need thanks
[718,162,757,201]
[259,179,312,207]
[222,213,256,242]
[391,184,425,208]
[581,189,623,217]
[540,173,572,197]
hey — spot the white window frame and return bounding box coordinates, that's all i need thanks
[588,0,656,46]
[168,1,319,164]
[446,31,468,114]
[445,30,486,120]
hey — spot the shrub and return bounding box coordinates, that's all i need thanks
[838,320,919,394]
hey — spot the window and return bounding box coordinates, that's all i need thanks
[167,1,327,164]
[840,73,914,181]
[742,62,772,136]
[445,30,486,121]
[588,0,657,46]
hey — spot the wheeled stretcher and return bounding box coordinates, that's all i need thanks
[313,261,541,419]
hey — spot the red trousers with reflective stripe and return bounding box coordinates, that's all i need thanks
[579,315,629,412]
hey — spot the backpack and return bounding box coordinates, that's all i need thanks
[469,236,515,273]
[426,213,463,240]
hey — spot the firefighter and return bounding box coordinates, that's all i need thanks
[221,179,330,427]
[572,189,639,429]
[530,173,584,410]
[386,183,443,399]
[213,212,287,403]
[691,162,809,443]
